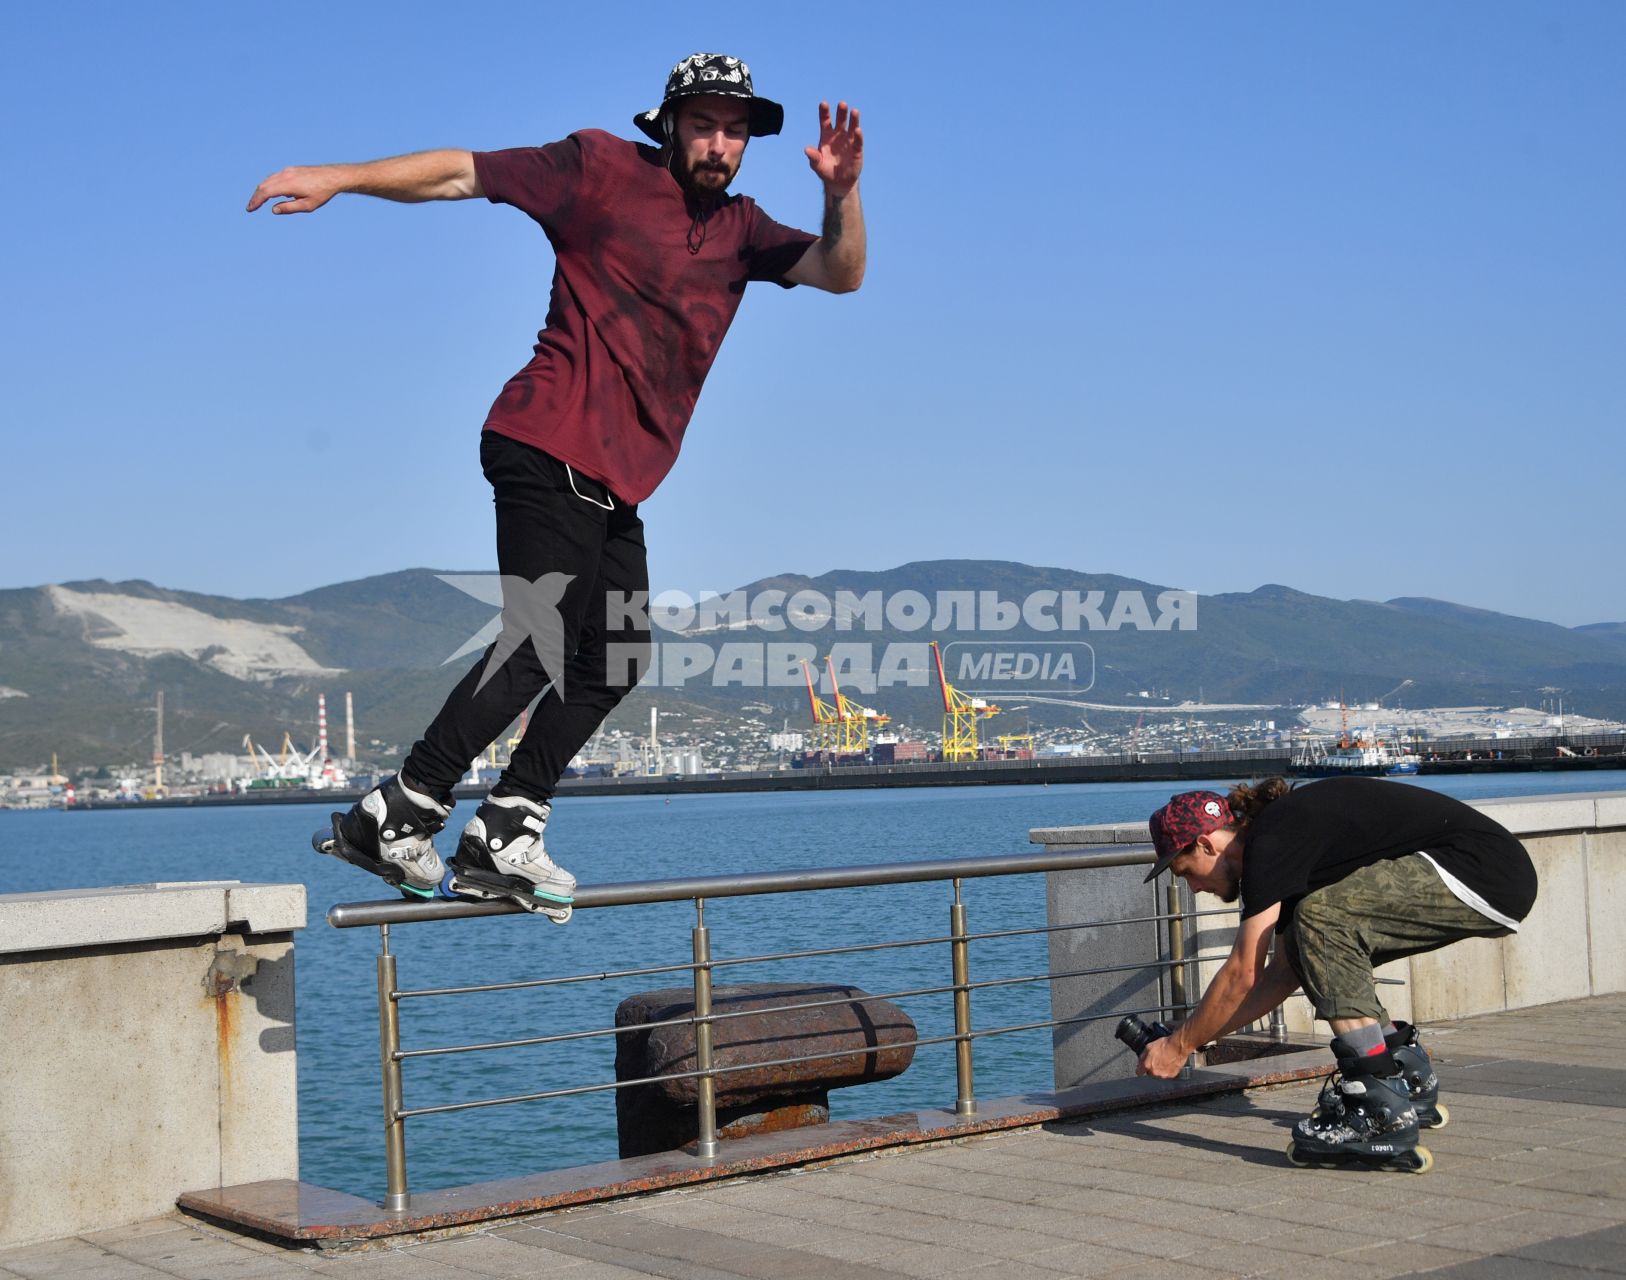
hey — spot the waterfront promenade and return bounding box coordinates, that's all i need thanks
[5,993,1622,1279]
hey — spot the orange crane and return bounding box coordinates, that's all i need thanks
[930,640,999,762]
[801,660,842,754]
[825,655,890,754]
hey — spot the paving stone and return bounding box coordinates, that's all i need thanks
[1505,1220,1626,1273]
[1333,1239,1488,1274]
[862,1242,1008,1276]
[1415,1256,1598,1279]
[957,1257,1135,1280]
[1093,1259,1227,1279]
[402,1233,596,1277]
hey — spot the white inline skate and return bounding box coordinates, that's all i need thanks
[444,795,575,924]
[312,773,448,899]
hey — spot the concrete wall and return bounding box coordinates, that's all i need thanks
[0,882,305,1248]
[1045,864,1173,1090]
[1033,789,1626,1045]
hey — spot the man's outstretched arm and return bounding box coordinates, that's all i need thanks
[246,150,481,215]
[785,101,865,294]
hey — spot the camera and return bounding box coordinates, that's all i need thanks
[1115,1014,1173,1055]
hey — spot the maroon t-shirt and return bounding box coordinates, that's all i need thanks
[472,130,817,503]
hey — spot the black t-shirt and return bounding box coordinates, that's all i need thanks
[1240,777,1538,928]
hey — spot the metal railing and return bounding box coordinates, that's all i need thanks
[329,844,1224,1212]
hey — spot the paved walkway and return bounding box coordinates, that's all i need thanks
[6,995,1623,1279]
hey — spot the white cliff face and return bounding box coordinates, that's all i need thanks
[47,586,342,682]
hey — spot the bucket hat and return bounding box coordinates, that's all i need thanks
[634,53,784,144]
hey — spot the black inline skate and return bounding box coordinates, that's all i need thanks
[312,773,448,899]
[444,795,575,924]
[1288,1046,1433,1174]
[1312,1022,1447,1130]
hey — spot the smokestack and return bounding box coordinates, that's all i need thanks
[345,691,356,763]
[153,690,165,793]
[318,693,333,783]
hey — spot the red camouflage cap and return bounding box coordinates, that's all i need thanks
[1145,790,1234,883]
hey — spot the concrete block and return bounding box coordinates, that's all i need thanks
[225,883,307,936]
[1409,933,1507,1021]
[1047,866,1166,1089]
[1504,834,1591,1009]
[0,883,228,955]
[1030,823,1149,847]
[0,882,305,956]
[1593,792,1626,830]
[0,884,301,1248]
[1587,832,1626,995]
[1472,794,1598,837]
[216,936,300,1184]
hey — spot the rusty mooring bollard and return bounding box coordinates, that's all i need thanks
[613,982,917,1159]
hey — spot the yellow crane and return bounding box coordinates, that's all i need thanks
[931,640,999,762]
[800,660,842,754]
[825,655,891,754]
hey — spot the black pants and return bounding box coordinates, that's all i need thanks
[404,433,651,804]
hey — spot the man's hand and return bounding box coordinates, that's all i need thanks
[247,165,346,215]
[803,100,863,193]
[1137,1032,1190,1080]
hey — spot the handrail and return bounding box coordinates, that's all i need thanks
[331,837,1272,1213]
[327,844,1155,928]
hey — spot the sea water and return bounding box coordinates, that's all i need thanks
[2,771,1616,1198]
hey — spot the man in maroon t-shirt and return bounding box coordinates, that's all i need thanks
[248,53,865,920]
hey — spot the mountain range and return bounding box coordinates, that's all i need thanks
[2,561,1622,771]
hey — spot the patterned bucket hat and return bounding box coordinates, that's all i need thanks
[1145,791,1234,883]
[634,52,785,144]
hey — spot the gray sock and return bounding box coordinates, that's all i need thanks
[1332,1023,1388,1059]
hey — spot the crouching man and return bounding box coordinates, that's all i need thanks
[1138,776,1536,1171]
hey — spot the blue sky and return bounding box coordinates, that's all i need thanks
[3,3,1621,626]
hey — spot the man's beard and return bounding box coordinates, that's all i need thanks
[677,153,737,198]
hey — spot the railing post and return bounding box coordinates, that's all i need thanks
[1165,880,1196,1077]
[377,923,410,1212]
[950,879,976,1116]
[1164,880,1189,1021]
[692,898,719,1159]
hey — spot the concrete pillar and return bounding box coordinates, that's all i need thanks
[0,882,305,1248]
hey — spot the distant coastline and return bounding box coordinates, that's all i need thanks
[53,741,1626,810]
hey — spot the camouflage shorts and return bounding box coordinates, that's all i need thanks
[1285,853,1512,1022]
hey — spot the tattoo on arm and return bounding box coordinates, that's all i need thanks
[822,192,844,247]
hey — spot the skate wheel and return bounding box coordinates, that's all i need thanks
[439,869,465,900]
[1407,1146,1434,1174]
[1285,1139,1312,1168]
[1427,1103,1449,1130]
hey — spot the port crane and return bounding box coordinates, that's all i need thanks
[800,660,842,754]
[825,655,891,754]
[930,640,1000,762]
